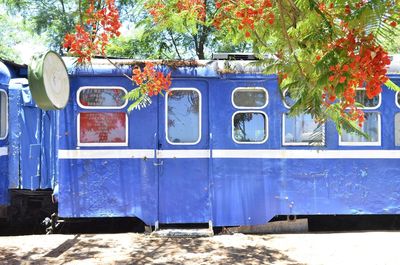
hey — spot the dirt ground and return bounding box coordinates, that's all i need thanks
[0,232,399,265]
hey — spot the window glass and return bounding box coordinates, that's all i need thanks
[283,90,296,108]
[79,87,126,108]
[283,114,324,145]
[79,112,127,145]
[233,87,267,108]
[395,114,400,146]
[397,92,400,108]
[0,91,7,139]
[341,112,380,144]
[167,89,200,144]
[355,89,380,108]
[233,112,267,143]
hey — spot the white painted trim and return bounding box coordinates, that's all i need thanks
[0,146,7,156]
[77,112,129,147]
[232,110,268,144]
[0,89,7,140]
[157,149,210,159]
[58,148,400,160]
[339,112,381,146]
[231,87,268,109]
[282,113,325,146]
[212,149,400,159]
[77,86,128,109]
[58,149,154,159]
[396,91,400,109]
[165,88,202,145]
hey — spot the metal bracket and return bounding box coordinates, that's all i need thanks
[153,161,164,166]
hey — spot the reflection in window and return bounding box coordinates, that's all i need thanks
[233,87,267,108]
[0,91,7,139]
[283,90,296,108]
[79,87,126,107]
[167,89,200,144]
[341,112,380,144]
[355,89,380,108]
[395,114,400,146]
[283,114,324,145]
[79,112,127,145]
[233,112,267,143]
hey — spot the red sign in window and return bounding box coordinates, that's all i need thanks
[79,112,127,144]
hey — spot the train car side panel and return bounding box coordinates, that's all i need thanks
[58,75,158,224]
[0,61,9,210]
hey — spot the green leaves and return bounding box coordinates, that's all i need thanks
[385,79,400,92]
[124,87,152,111]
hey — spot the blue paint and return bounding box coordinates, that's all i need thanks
[57,62,400,226]
[6,63,56,192]
[0,61,9,206]
[3,58,400,227]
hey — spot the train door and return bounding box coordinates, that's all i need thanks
[157,81,210,224]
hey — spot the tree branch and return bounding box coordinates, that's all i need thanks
[277,0,307,79]
[103,53,133,81]
[78,0,83,25]
[168,30,182,59]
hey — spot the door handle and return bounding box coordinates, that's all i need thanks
[153,160,164,166]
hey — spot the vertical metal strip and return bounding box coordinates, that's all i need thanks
[207,81,213,225]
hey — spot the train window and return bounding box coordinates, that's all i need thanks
[232,87,268,108]
[396,114,400,146]
[396,92,400,108]
[355,88,381,109]
[78,112,128,146]
[0,90,7,140]
[339,112,381,146]
[77,87,127,109]
[283,89,296,108]
[282,114,324,145]
[232,111,268,144]
[166,88,201,145]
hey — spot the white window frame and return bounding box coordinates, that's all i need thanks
[339,112,381,146]
[0,89,8,140]
[77,86,128,109]
[77,112,129,147]
[282,89,325,146]
[231,87,268,109]
[338,88,381,146]
[282,89,294,109]
[352,87,381,110]
[282,113,325,146]
[232,110,268,144]
[396,91,400,109]
[165,87,202,145]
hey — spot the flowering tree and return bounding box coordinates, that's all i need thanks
[63,0,171,109]
[64,0,400,134]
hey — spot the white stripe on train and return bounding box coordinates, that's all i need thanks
[0,146,7,157]
[58,149,400,159]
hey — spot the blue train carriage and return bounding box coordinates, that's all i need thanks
[58,55,400,228]
[0,58,57,226]
[0,61,10,219]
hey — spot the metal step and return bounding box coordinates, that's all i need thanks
[228,218,309,234]
[152,228,214,238]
